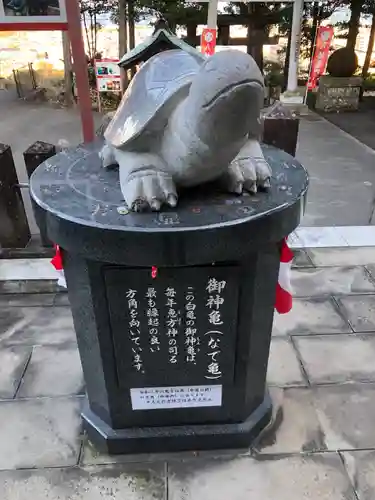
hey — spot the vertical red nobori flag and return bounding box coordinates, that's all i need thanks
[307,25,334,90]
[201,28,217,56]
[275,239,294,314]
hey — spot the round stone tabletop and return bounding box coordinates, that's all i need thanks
[30,142,308,266]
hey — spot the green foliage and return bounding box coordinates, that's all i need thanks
[332,1,375,41]
[87,65,96,88]
[263,61,284,87]
[112,1,206,27]
[79,0,116,60]
[363,74,375,90]
[136,0,206,25]
[327,47,359,77]
[79,0,117,16]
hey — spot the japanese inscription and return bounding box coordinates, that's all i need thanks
[130,385,222,410]
[105,266,239,388]
[166,286,180,363]
[205,278,227,380]
[146,287,160,353]
[185,286,199,364]
[126,289,144,373]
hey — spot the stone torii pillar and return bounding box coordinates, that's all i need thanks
[286,0,305,95]
[207,0,219,29]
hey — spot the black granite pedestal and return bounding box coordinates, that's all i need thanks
[30,142,308,455]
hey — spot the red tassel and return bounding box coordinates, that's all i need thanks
[51,245,63,271]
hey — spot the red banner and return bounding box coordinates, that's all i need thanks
[201,28,217,56]
[307,25,334,90]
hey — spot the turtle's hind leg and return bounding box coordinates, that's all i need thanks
[114,150,178,212]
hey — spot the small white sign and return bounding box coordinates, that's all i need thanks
[95,59,121,93]
[130,385,222,410]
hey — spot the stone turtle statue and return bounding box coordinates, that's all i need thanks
[100,48,271,211]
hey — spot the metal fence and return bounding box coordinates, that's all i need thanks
[13,63,38,99]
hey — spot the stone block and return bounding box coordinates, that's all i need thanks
[262,116,300,157]
[341,450,375,500]
[0,397,82,469]
[17,345,84,397]
[294,334,375,384]
[23,141,56,247]
[314,384,375,450]
[309,247,375,268]
[0,463,166,500]
[168,453,355,500]
[0,346,31,398]
[266,338,306,386]
[337,295,375,332]
[53,292,70,306]
[0,293,55,307]
[0,306,76,345]
[23,141,56,179]
[291,267,375,298]
[0,279,63,295]
[0,143,30,248]
[255,387,326,455]
[273,298,350,336]
[316,75,362,113]
[291,249,314,268]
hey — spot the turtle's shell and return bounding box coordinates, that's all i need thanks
[105,49,204,148]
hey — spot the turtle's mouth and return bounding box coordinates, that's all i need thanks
[202,79,263,109]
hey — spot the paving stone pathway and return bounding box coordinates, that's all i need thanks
[1,247,375,498]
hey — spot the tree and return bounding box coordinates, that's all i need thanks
[308,1,343,57]
[62,31,74,106]
[362,6,375,78]
[224,2,289,71]
[276,1,342,88]
[118,0,128,89]
[118,0,128,58]
[333,0,375,66]
[134,0,206,31]
[346,0,364,50]
[128,0,136,51]
[112,0,206,32]
[79,0,116,60]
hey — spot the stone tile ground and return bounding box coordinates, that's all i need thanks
[2,247,375,497]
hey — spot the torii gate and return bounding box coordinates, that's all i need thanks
[0,0,94,142]
[204,0,305,94]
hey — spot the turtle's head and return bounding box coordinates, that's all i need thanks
[186,50,264,143]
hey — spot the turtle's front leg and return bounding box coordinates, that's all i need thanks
[114,150,178,212]
[223,139,272,195]
[99,142,117,168]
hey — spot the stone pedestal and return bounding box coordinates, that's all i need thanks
[316,76,362,113]
[262,102,300,157]
[0,143,30,249]
[23,141,56,178]
[24,141,56,248]
[30,142,308,455]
